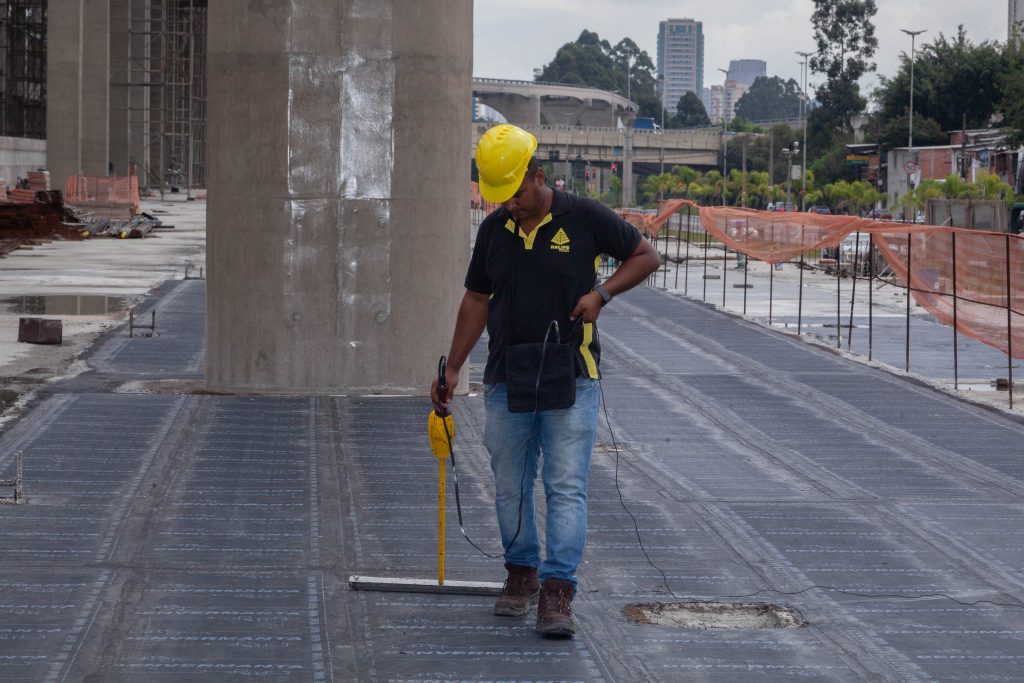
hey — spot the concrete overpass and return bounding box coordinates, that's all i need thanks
[472,77,637,127]
[471,123,722,172]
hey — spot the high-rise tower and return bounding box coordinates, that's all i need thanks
[657,18,704,112]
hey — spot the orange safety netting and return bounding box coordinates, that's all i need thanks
[621,199,1024,359]
[65,174,141,215]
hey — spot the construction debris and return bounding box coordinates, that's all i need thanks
[17,318,62,345]
[0,187,162,257]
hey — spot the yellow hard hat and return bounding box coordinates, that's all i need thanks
[476,124,538,203]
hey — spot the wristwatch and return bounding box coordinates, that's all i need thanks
[592,284,613,307]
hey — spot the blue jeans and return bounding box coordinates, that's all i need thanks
[483,378,600,587]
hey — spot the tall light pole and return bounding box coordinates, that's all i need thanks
[717,67,729,206]
[659,74,666,174]
[901,28,926,212]
[796,51,813,211]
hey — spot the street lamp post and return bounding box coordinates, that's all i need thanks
[901,28,926,217]
[796,51,813,211]
[659,74,666,175]
[717,67,729,206]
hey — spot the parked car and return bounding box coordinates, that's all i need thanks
[808,205,831,215]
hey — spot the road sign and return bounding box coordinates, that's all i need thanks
[904,161,917,175]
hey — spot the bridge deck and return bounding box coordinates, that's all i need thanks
[2,280,1024,681]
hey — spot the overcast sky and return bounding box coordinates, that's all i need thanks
[473,0,1009,99]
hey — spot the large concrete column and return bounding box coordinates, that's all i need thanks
[47,0,110,189]
[206,0,473,393]
[81,0,110,176]
[46,1,84,190]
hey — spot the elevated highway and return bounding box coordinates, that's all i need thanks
[471,122,722,172]
[472,77,636,128]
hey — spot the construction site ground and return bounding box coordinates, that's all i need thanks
[2,201,1024,681]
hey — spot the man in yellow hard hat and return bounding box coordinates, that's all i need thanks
[431,123,659,638]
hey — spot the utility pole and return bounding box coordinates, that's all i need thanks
[797,51,813,211]
[901,28,927,218]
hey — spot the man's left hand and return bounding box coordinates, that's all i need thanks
[569,290,603,324]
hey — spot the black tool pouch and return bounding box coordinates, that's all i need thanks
[505,319,581,413]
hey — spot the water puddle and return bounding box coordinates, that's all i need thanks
[0,294,130,316]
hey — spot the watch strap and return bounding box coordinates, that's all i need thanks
[593,284,612,306]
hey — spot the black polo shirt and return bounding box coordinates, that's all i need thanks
[465,189,642,385]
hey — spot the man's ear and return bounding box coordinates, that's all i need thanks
[533,167,546,186]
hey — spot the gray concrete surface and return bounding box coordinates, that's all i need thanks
[0,136,46,188]
[4,266,1024,680]
[205,1,473,394]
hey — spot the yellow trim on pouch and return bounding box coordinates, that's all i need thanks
[579,322,598,378]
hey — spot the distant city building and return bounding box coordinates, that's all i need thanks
[726,59,766,88]
[1012,0,1024,43]
[706,85,723,123]
[706,81,748,125]
[657,18,704,111]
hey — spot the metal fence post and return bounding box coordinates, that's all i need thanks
[952,231,959,390]
[1006,234,1014,410]
[906,231,912,372]
[684,207,692,296]
[798,226,805,336]
[869,234,874,362]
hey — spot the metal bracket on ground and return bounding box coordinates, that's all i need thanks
[184,265,205,280]
[129,310,157,338]
[0,452,24,504]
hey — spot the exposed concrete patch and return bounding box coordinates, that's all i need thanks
[114,379,257,396]
[623,601,805,629]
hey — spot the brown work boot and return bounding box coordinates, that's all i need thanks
[535,578,575,637]
[493,563,539,617]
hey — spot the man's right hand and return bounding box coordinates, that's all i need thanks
[430,366,461,416]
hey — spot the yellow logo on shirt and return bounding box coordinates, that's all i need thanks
[550,227,570,253]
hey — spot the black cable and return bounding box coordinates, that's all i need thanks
[598,379,1024,612]
[441,320,560,560]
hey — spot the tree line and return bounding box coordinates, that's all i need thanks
[533,0,1024,197]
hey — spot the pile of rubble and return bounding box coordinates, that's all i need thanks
[0,191,163,258]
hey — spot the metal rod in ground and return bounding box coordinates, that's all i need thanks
[869,234,874,362]
[662,227,669,289]
[15,452,21,504]
[848,231,861,351]
[952,232,959,390]
[129,310,134,338]
[683,207,692,296]
[906,231,912,372]
[702,224,710,301]
[1006,233,1014,410]
[438,459,445,585]
[836,245,842,349]
[743,253,749,315]
[722,245,728,308]
[798,226,805,336]
[674,212,682,289]
[769,224,775,326]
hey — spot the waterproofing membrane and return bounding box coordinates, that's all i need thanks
[2,281,1024,680]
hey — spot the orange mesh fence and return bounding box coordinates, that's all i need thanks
[65,174,141,215]
[468,184,1024,359]
[618,200,1024,359]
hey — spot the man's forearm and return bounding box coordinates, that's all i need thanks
[602,240,661,297]
[446,292,489,371]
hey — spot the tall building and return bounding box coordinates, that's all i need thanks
[1012,0,1024,43]
[726,59,767,88]
[657,18,704,112]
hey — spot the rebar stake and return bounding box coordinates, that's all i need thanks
[0,452,24,505]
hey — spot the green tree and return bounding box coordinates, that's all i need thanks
[873,27,1008,133]
[877,113,947,150]
[536,31,661,119]
[808,0,878,153]
[734,76,804,122]
[641,172,676,202]
[674,92,711,127]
